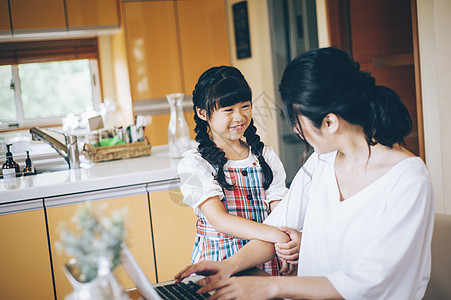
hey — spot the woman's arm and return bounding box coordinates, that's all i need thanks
[183,240,341,299]
[198,275,343,300]
[176,240,343,299]
[199,196,290,244]
[175,239,277,283]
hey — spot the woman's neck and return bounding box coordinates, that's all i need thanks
[336,142,413,172]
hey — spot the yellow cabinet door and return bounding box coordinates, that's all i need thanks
[149,189,197,282]
[9,0,66,32]
[123,1,183,100]
[0,204,54,300]
[0,0,10,34]
[177,0,230,95]
[66,0,119,29]
[46,191,156,299]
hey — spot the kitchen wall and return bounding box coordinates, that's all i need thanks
[315,0,330,47]
[225,0,280,153]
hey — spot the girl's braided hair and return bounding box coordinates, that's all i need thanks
[192,66,274,190]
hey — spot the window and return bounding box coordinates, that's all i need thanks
[0,38,101,130]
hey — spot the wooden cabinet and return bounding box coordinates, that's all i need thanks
[177,0,230,95]
[0,201,54,300]
[45,187,156,299]
[0,0,10,34]
[123,0,230,100]
[5,0,119,35]
[66,0,120,29]
[0,183,197,297]
[9,0,66,32]
[149,189,197,282]
[123,1,183,100]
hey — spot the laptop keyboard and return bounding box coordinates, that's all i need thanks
[155,281,210,300]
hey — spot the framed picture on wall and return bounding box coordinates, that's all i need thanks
[232,1,251,59]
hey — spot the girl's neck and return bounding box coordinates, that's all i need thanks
[215,139,249,160]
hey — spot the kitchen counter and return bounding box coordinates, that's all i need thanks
[0,144,185,206]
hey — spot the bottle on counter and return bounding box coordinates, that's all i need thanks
[23,151,36,176]
[166,93,190,158]
[2,144,21,177]
[2,144,21,189]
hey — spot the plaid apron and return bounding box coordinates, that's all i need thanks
[191,165,280,276]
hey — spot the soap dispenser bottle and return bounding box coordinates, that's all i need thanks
[2,144,21,178]
[23,151,36,176]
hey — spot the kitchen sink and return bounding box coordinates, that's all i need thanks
[34,163,72,174]
[33,157,91,175]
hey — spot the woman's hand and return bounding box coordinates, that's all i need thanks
[275,227,301,262]
[197,276,278,300]
[174,260,235,284]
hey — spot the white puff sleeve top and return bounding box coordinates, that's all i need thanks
[177,146,288,215]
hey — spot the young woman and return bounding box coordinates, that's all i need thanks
[175,48,434,300]
[177,66,299,276]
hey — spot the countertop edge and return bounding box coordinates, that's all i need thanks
[0,145,187,211]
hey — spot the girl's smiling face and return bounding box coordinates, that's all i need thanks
[198,101,252,145]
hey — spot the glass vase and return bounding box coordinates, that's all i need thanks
[166,93,190,158]
[63,258,129,300]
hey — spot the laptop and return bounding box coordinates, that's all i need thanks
[121,244,212,300]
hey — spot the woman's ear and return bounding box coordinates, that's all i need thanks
[322,113,339,134]
[196,107,208,121]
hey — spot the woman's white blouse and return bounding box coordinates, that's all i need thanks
[177,146,288,215]
[264,151,434,300]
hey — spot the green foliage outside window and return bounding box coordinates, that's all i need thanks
[0,66,16,122]
[0,59,95,124]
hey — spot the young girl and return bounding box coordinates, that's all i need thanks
[177,66,295,276]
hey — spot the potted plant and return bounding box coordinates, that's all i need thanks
[56,203,129,300]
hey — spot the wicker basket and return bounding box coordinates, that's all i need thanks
[83,140,152,162]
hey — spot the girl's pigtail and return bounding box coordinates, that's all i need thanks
[194,113,234,190]
[244,120,274,189]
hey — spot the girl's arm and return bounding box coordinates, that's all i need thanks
[199,196,290,244]
[268,200,280,214]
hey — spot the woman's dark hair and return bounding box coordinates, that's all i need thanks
[192,66,273,190]
[279,47,412,151]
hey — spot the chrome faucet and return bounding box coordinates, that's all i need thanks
[30,127,80,169]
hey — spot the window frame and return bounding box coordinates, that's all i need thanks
[0,37,101,131]
[0,59,101,131]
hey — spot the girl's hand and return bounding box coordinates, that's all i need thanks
[174,260,235,284]
[197,276,278,300]
[275,227,301,262]
[278,257,297,276]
